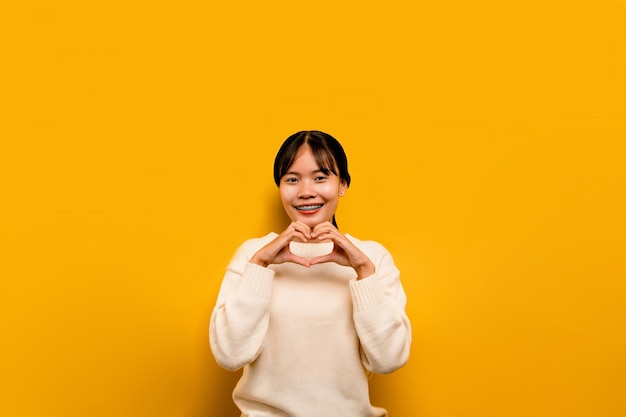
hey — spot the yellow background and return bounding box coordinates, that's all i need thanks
[2,1,625,416]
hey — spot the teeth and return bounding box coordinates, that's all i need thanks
[296,204,323,211]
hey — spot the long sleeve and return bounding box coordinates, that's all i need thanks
[209,236,276,371]
[349,240,412,374]
[209,233,407,416]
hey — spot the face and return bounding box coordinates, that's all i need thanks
[279,145,348,229]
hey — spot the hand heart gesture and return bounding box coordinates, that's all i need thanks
[250,221,375,280]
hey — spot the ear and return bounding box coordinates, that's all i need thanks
[339,180,348,197]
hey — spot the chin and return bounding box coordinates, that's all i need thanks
[305,217,333,228]
[289,215,319,228]
[297,218,318,228]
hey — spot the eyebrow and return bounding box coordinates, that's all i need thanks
[284,169,328,176]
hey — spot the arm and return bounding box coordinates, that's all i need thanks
[349,243,412,374]
[209,239,274,371]
[209,225,312,371]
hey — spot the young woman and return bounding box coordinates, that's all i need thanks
[209,130,411,417]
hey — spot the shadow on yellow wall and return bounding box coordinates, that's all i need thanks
[2,1,625,417]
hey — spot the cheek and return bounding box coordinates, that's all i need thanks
[320,184,341,199]
[279,188,296,205]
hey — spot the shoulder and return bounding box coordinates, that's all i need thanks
[345,234,392,258]
[346,233,399,274]
[232,232,278,260]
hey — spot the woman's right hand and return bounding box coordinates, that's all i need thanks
[249,221,313,268]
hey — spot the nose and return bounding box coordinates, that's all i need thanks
[298,180,316,198]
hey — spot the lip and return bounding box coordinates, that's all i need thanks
[294,203,323,215]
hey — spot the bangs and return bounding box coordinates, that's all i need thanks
[310,142,338,177]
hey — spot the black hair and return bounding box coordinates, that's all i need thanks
[273,130,351,228]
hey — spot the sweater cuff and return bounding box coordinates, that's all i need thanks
[238,262,274,299]
[349,274,386,312]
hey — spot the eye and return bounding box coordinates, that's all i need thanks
[283,177,298,183]
[315,176,328,181]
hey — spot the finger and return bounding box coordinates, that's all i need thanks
[291,222,312,239]
[295,221,312,232]
[311,227,338,240]
[287,254,312,268]
[311,221,334,235]
[312,233,361,264]
[312,229,343,243]
[289,229,310,243]
[281,224,308,243]
[309,254,335,266]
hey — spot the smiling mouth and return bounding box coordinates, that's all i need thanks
[295,204,323,211]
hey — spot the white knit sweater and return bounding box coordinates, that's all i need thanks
[209,233,411,417]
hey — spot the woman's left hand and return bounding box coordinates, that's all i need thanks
[308,221,375,280]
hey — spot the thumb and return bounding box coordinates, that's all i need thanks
[288,254,312,268]
[309,254,334,266]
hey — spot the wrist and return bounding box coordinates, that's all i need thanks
[354,263,375,280]
[250,255,269,268]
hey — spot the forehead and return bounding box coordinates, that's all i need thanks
[289,146,321,171]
